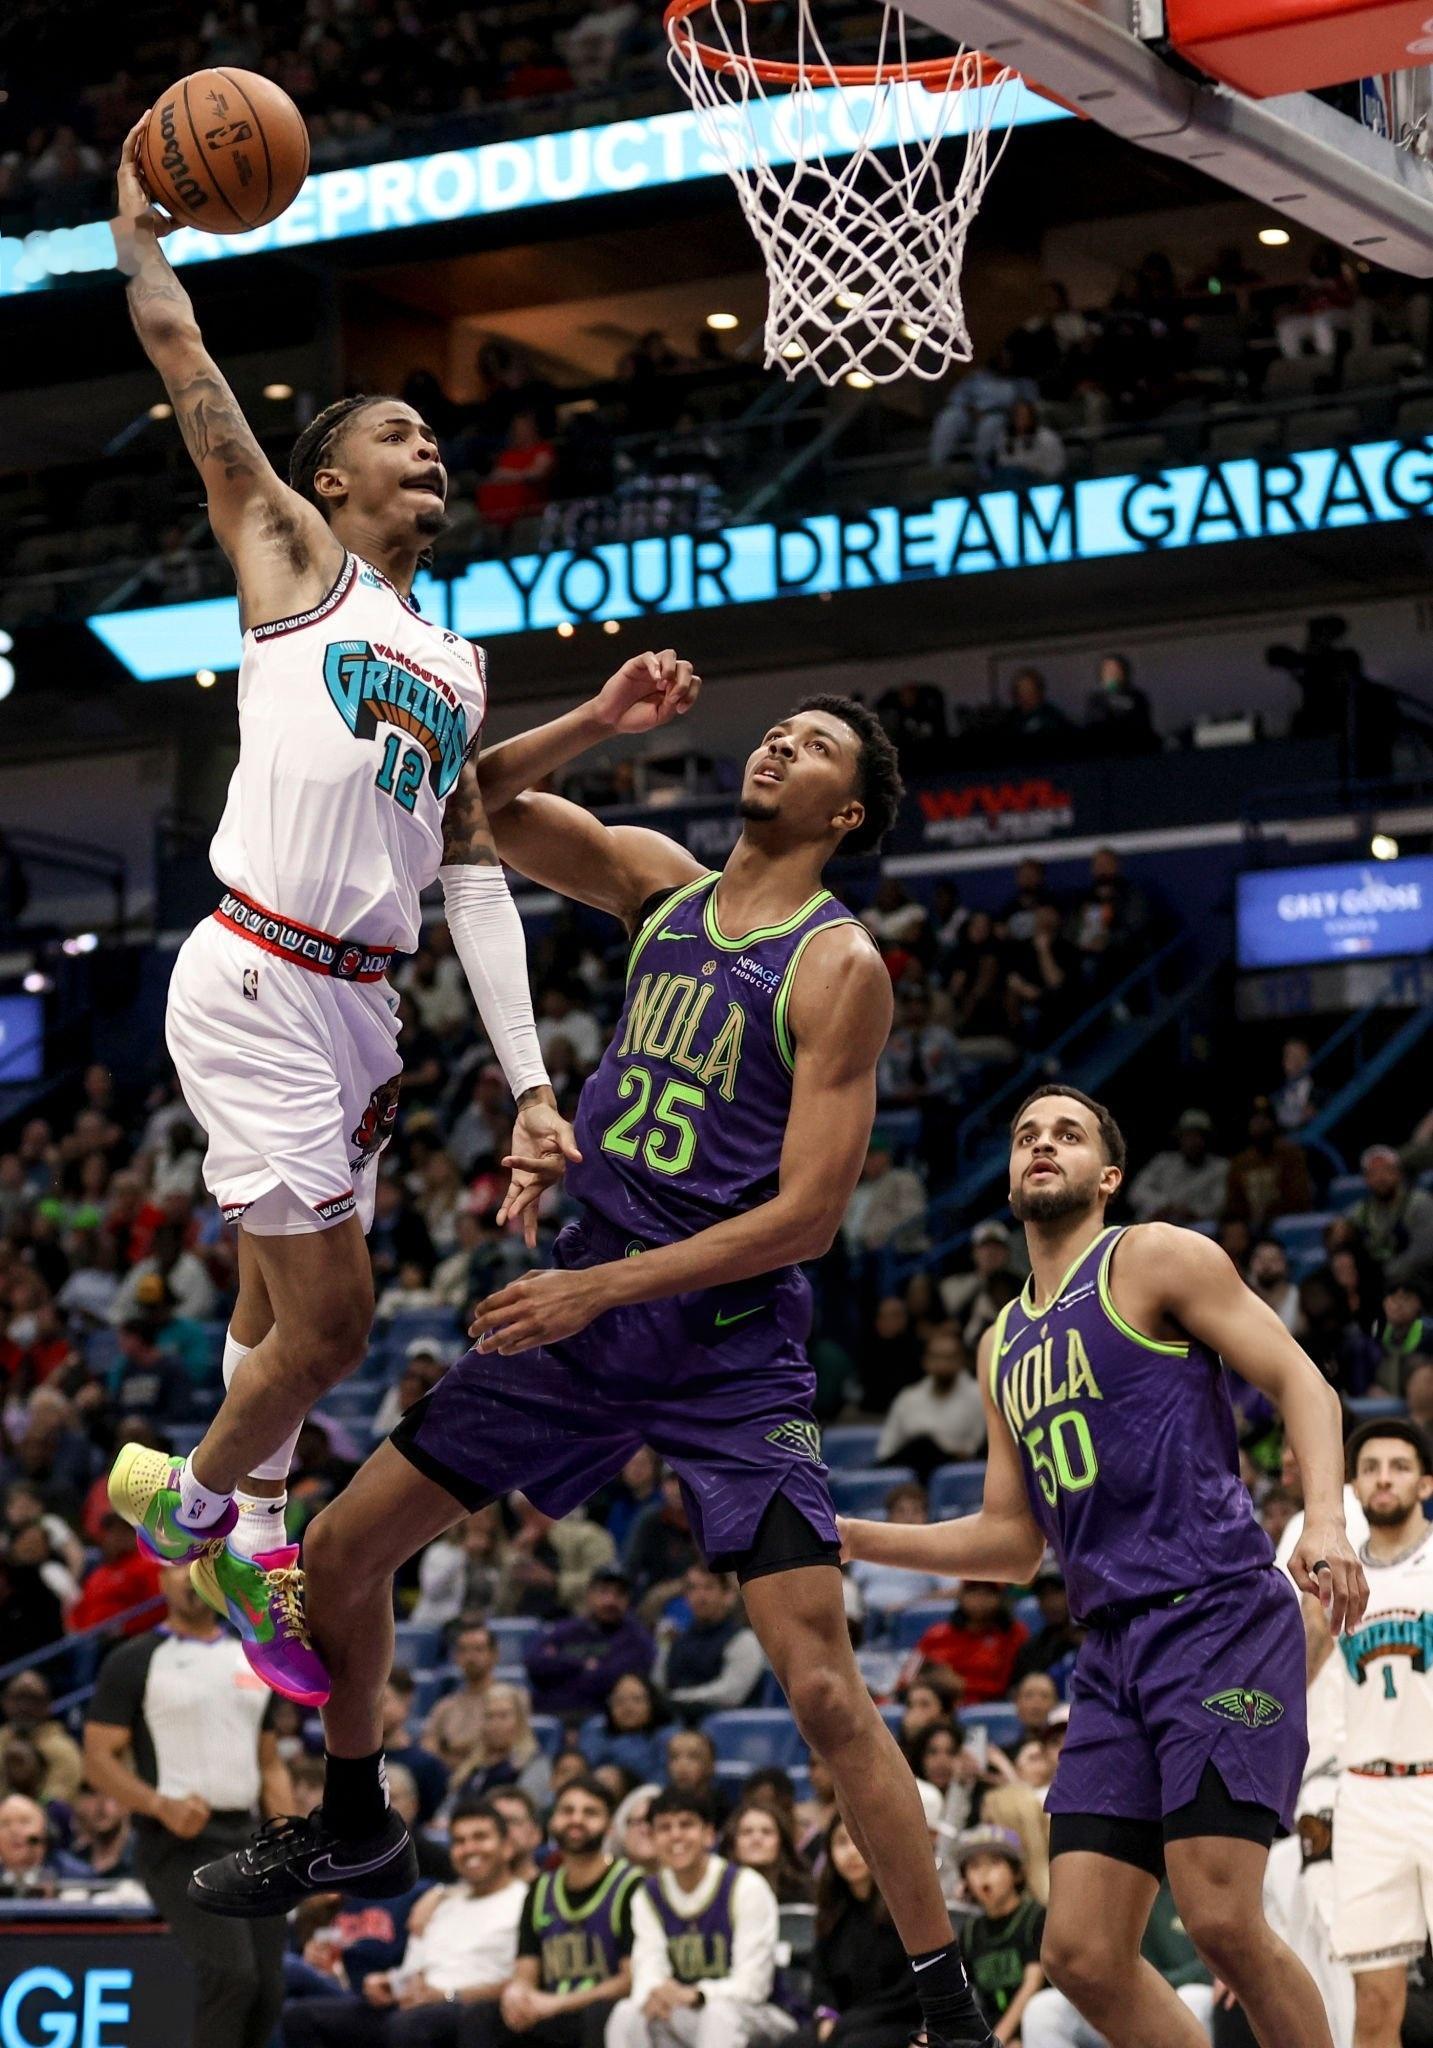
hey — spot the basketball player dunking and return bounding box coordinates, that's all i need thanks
[104,120,697,1706]
[189,698,1002,2048]
[846,1085,1368,2048]
[1306,1417,1433,2048]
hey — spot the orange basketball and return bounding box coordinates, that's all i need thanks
[139,69,310,234]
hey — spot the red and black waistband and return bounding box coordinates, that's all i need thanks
[214,889,396,982]
[1349,1759,1433,1778]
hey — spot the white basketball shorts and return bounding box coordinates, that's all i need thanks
[166,915,402,1235]
[1333,1770,1433,1971]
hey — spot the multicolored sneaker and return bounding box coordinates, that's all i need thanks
[190,1540,331,1707]
[108,1443,238,1565]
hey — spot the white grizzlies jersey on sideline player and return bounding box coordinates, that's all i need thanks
[1337,1527,1433,1767]
[208,551,488,948]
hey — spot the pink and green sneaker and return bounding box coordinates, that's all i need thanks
[108,1443,238,1565]
[190,1541,331,1707]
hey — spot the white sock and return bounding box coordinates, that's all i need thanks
[230,1490,289,1562]
[223,1328,302,1485]
[176,1457,233,1530]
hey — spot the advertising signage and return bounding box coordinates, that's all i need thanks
[1237,859,1433,968]
[88,439,1433,682]
[0,85,1064,297]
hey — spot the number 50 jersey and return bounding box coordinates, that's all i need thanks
[988,1225,1274,1622]
[569,870,865,1249]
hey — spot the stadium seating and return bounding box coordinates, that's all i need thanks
[960,1703,1022,1748]
[394,1621,445,1669]
[1269,1212,1335,1274]
[488,1617,542,1662]
[830,1468,915,1514]
[890,1601,953,1648]
[928,1463,988,1518]
[707,1710,810,1769]
[821,1424,883,1469]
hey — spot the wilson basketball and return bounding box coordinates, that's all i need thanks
[139,69,309,234]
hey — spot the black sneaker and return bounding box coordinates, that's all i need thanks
[910,2030,999,2048]
[187,1810,417,1918]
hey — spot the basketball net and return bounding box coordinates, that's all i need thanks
[666,0,1020,384]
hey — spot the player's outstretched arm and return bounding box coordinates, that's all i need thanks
[111,118,338,601]
[1114,1222,1367,1634]
[840,1332,1047,1584]
[477,648,700,818]
[438,763,577,1242]
[486,787,705,931]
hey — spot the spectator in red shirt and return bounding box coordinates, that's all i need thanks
[905,1582,1029,1705]
[66,1513,162,1638]
[0,1298,77,1393]
[477,410,556,528]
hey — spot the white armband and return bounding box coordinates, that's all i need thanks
[439,866,550,1102]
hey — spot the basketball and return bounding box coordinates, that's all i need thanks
[138,68,309,234]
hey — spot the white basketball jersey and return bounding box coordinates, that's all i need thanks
[1337,1528,1433,1768]
[209,552,488,952]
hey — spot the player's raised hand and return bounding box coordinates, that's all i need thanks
[1289,1514,1367,1636]
[593,649,701,734]
[113,114,176,253]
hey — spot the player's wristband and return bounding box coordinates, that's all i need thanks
[440,865,549,1103]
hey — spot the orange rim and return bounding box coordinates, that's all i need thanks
[663,0,1009,87]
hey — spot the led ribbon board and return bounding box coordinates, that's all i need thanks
[88,438,1433,680]
[0,85,1065,296]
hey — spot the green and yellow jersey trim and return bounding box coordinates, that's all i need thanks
[987,1297,1019,1406]
[534,1859,639,1928]
[702,881,833,951]
[626,872,717,984]
[773,917,866,1074]
[1019,1224,1119,1318]
[1097,1230,1189,1356]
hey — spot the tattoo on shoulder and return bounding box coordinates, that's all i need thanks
[441,763,501,866]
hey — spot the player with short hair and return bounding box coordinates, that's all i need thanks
[1306,1418,1433,2048]
[188,696,1001,2048]
[104,121,696,1705]
[844,1082,1367,2048]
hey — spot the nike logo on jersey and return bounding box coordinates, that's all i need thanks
[715,1304,766,1328]
[304,1841,410,1884]
[657,929,697,941]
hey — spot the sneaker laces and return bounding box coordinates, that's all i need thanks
[264,1564,314,1648]
[240,1813,321,1874]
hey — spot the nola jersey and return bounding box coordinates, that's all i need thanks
[524,1859,642,1992]
[644,1859,741,1982]
[569,870,866,1246]
[1337,1528,1433,1768]
[209,551,487,951]
[989,1224,1273,1621]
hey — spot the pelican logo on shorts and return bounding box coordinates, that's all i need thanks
[1201,1687,1285,1729]
[350,1074,402,1170]
[242,965,259,1002]
[765,1420,822,1465]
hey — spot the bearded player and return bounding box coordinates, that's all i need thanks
[845,1084,1367,2048]
[104,119,697,1706]
[1305,1418,1433,2048]
[189,698,1004,2048]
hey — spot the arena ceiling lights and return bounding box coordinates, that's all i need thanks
[0,85,1067,297]
[87,436,1433,680]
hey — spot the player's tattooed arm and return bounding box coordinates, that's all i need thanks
[440,759,502,865]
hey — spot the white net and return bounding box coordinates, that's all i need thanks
[667,0,1019,384]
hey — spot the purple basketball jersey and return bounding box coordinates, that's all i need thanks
[569,871,865,1246]
[990,1224,1273,1621]
[645,1858,741,1983]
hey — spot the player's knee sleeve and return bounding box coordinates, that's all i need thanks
[222,1329,301,1482]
